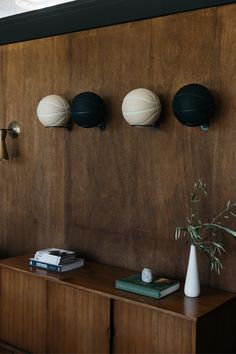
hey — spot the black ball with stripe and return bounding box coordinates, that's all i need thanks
[70,92,105,128]
[172,84,215,127]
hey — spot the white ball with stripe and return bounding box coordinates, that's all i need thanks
[122,88,161,126]
[37,95,70,127]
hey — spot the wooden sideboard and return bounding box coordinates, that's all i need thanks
[0,255,235,354]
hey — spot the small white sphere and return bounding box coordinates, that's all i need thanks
[122,88,161,126]
[37,95,70,127]
[141,268,153,283]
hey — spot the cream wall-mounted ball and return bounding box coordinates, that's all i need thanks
[122,88,161,126]
[37,95,70,127]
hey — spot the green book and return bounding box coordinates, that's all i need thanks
[115,274,180,299]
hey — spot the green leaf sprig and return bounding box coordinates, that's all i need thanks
[175,180,236,274]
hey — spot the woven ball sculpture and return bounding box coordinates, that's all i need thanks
[122,88,161,126]
[70,92,106,128]
[172,84,215,127]
[36,95,70,127]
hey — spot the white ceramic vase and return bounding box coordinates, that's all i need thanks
[184,244,200,297]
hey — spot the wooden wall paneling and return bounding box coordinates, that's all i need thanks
[126,8,218,281]
[0,4,236,292]
[0,268,46,352]
[65,25,137,265]
[0,37,70,255]
[113,300,195,353]
[46,281,110,353]
[65,7,220,283]
[207,3,236,291]
[0,46,8,256]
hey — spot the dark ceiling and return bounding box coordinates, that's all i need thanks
[0,0,235,45]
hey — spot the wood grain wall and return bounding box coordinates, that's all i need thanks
[0,4,236,292]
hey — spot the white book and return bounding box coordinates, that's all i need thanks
[34,254,62,265]
[34,248,77,265]
[35,255,77,265]
[35,248,75,256]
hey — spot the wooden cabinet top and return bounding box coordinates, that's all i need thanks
[0,255,235,322]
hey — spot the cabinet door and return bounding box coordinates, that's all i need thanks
[113,300,195,354]
[0,268,46,353]
[46,282,110,353]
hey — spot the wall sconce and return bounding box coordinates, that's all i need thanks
[37,95,72,131]
[172,84,215,131]
[70,92,106,130]
[122,88,162,129]
[0,121,20,161]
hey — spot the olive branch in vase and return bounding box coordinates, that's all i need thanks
[175,180,236,274]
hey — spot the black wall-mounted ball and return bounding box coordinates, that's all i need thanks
[172,84,215,127]
[70,92,106,128]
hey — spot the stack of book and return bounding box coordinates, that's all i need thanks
[115,274,180,299]
[29,248,84,273]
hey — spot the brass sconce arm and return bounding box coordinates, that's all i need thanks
[0,121,20,161]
